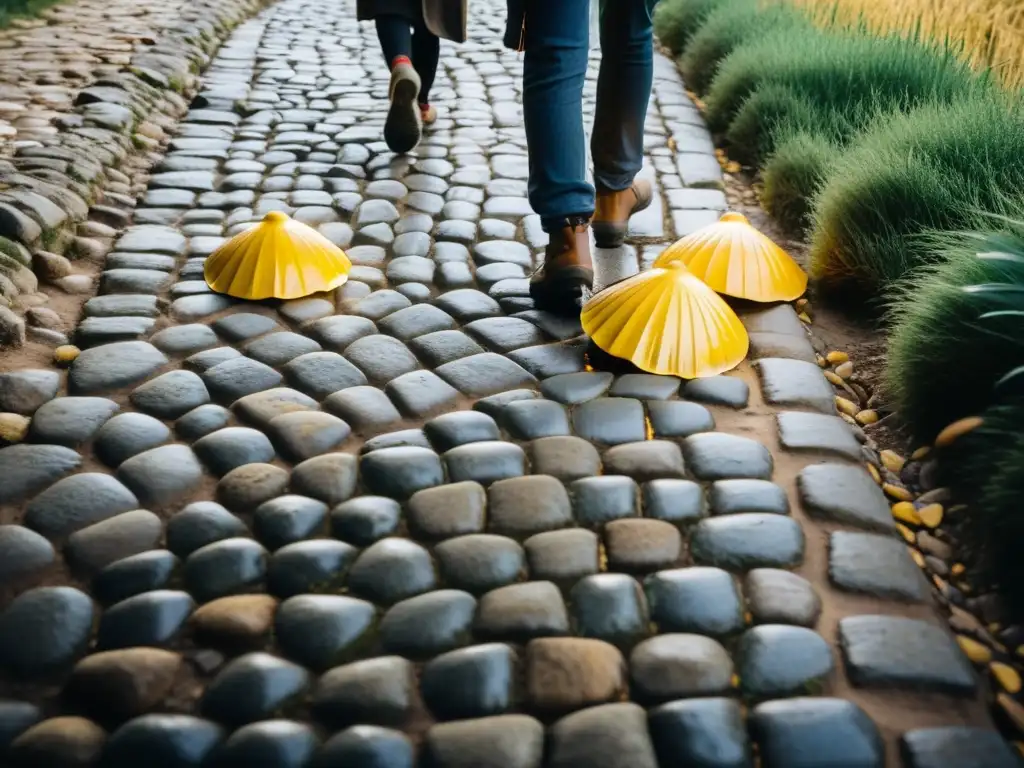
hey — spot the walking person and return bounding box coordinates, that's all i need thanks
[358,0,467,152]
[505,0,659,315]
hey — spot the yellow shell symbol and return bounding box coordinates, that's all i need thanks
[655,212,807,302]
[204,211,351,301]
[582,261,749,379]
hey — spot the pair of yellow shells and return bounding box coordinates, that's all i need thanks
[204,210,807,381]
[582,212,807,379]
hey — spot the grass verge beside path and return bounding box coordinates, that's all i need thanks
[651,0,721,56]
[809,96,1024,292]
[0,0,62,26]
[679,0,809,96]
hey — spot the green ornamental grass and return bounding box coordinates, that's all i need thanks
[680,0,810,96]
[724,82,850,166]
[652,0,723,56]
[809,96,1024,291]
[761,127,837,234]
[704,25,986,137]
[886,222,1024,442]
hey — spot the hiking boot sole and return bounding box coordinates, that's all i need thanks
[384,72,421,154]
[529,265,594,316]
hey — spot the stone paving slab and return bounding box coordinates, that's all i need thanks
[0,0,1004,764]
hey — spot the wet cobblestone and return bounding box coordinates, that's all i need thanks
[0,0,1000,762]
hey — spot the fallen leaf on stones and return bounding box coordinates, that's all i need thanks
[855,410,878,425]
[892,502,922,526]
[880,450,905,473]
[909,547,926,568]
[835,397,858,416]
[956,635,992,664]
[993,662,1023,694]
[935,416,983,448]
[896,523,915,544]
[917,503,943,529]
[883,483,913,502]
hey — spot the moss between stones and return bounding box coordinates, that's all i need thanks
[0,235,30,267]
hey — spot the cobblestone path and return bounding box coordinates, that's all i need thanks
[0,0,1013,766]
[0,0,193,151]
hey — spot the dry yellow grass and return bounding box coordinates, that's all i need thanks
[790,0,1024,89]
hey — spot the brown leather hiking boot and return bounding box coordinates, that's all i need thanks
[529,217,594,316]
[592,179,653,248]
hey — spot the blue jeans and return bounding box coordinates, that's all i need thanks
[522,0,659,232]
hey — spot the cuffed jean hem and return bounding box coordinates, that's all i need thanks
[541,212,594,233]
[593,173,638,193]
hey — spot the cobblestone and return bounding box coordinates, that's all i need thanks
[0,0,1001,761]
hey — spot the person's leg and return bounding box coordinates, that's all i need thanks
[522,0,593,233]
[410,16,440,122]
[376,15,423,153]
[523,0,595,315]
[375,15,412,67]
[590,0,658,247]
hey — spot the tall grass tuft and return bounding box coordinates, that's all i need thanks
[724,82,857,167]
[886,221,1024,442]
[809,95,1024,291]
[680,0,810,95]
[724,83,820,166]
[761,128,837,234]
[652,0,723,56]
[791,0,1024,90]
[704,25,988,137]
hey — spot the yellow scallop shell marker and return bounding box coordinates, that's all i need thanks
[204,211,351,301]
[581,260,749,379]
[654,212,807,302]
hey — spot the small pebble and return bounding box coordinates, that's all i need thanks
[55,345,81,365]
[0,413,30,443]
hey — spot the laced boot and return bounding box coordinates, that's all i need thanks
[529,216,593,315]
